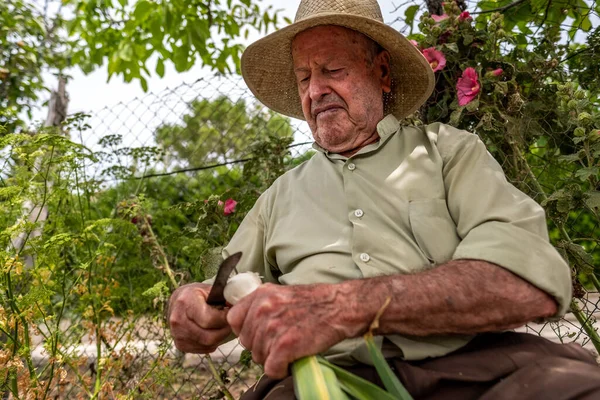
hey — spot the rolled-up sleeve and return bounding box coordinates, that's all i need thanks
[436,124,572,319]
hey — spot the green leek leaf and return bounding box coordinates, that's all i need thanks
[320,363,351,399]
[364,333,413,400]
[318,357,398,400]
[292,356,331,399]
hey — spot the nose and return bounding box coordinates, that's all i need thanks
[308,73,331,102]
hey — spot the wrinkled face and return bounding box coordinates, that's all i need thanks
[292,25,392,155]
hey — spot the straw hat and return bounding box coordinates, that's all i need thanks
[241,0,435,120]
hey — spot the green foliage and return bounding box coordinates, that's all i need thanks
[63,0,286,87]
[0,0,66,131]
[0,104,294,396]
[2,0,286,129]
[154,96,293,166]
[405,0,600,348]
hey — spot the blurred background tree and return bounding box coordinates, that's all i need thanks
[154,96,293,166]
[0,0,286,130]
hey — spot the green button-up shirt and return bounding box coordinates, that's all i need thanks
[220,114,572,365]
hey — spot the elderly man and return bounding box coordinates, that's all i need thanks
[168,0,600,398]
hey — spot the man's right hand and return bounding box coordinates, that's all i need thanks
[168,283,232,353]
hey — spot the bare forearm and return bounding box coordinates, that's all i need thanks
[339,259,558,337]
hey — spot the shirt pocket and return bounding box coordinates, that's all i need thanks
[408,199,460,264]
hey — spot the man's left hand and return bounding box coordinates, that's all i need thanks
[226,282,361,379]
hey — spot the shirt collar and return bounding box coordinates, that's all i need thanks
[312,114,401,160]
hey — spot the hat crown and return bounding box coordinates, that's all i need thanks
[295,0,384,23]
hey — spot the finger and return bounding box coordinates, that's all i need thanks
[226,294,253,335]
[263,330,299,379]
[249,322,269,364]
[170,284,226,330]
[186,298,230,330]
[173,325,232,353]
[250,315,281,365]
[263,348,293,380]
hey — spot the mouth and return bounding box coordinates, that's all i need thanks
[314,106,342,118]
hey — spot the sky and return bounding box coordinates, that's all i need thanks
[38,0,406,122]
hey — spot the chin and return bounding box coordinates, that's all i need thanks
[316,124,351,140]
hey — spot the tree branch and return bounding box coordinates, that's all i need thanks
[470,0,529,15]
[559,46,593,64]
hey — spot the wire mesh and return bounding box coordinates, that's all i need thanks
[26,73,597,399]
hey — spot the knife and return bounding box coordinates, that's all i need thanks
[205,251,243,307]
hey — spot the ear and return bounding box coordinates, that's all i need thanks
[377,50,392,93]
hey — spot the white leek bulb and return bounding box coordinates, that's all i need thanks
[223,272,262,305]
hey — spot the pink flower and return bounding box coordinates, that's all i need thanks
[410,39,419,47]
[456,67,480,106]
[422,48,446,72]
[223,198,237,215]
[432,14,449,23]
[458,11,472,22]
[491,68,503,77]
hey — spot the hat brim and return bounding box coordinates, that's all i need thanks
[241,13,435,120]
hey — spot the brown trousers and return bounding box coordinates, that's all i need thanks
[240,332,600,400]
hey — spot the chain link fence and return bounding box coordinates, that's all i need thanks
[77,76,314,187]
[25,73,598,399]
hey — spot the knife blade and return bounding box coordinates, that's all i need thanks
[205,251,243,307]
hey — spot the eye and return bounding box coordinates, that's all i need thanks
[328,68,343,74]
[296,74,310,84]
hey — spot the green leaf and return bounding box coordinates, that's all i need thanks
[156,58,165,77]
[318,358,398,400]
[142,281,168,298]
[565,243,595,273]
[478,0,512,11]
[580,16,592,32]
[443,43,459,53]
[364,334,414,399]
[173,46,189,72]
[517,21,532,35]
[466,99,480,112]
[559,154,582,163]
[0,186,22,201]
[119,44,134,62]
[321,364,351,399]
[140,76,148,92]
[494,82,509,95]
[405,5,420,33]
[575,167,599,181]
[134,0,152,21]
[450,109,463,126]
[43,233,75,249]
[292,356,332,399]
[585,191,600,210]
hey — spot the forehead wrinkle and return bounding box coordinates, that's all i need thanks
[293,52,338,70]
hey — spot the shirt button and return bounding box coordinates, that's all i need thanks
[354,209,364,218]
[360,253,370,262]
[348,163,356,171]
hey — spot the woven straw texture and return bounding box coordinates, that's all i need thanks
[241,0,435,120]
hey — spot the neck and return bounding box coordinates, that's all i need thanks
[339,133,380,157]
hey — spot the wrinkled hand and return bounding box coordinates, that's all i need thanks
[168,283,232,353]
[227,283,360,379]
